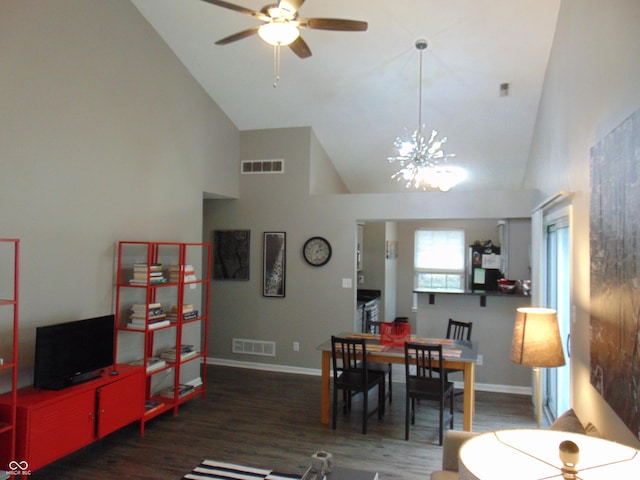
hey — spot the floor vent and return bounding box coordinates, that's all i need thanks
[241,159,285,174]
[232,338,276,357]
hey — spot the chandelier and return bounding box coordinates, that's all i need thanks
[387,39,464,192]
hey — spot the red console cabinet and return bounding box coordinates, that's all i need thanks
[0,365,143,472]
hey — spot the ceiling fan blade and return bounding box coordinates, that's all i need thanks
[278,0,305,16]
[289,36,312,59]
[215,26,260,45]
[200,0,271,22]
[299,18,368,32]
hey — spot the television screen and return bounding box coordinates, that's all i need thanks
[33,314,115,390]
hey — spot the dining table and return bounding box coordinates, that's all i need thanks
[317,333,479,431]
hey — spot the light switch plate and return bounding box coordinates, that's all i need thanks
[342,278,352,288]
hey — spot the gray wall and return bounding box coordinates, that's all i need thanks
[205,127,539,387]
[524,0,640,446]
[0,0,237,387]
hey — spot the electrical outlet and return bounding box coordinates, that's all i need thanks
[476,354,483,366]
[293,341,300,352]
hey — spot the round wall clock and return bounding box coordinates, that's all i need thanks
[303,236,332,267]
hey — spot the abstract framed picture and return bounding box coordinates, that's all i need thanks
[212,230,250,280]
[263,232,286,297]
[589,108,640,437]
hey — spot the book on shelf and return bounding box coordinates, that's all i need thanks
[133,263,163,271]
[133,270,164,279]
[129,316,167,326]
[165,310,199,322]
[163,344,195,354]
[145,400,165,415]
[132,302,162,310]
[159,345,198,362]
[160,384,195,399]
[126,319,171,330]
[169,264,197,283]
[130,312,166,321]
[184,376,203,388]
[129,357,167,373]
[129,277,168,286]
[170,303,195,313]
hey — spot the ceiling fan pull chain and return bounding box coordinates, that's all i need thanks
[273,43,281,88]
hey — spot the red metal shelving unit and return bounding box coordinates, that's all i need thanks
[114,241,211,435]
[0,239,19,472]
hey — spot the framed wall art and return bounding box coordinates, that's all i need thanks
[263,232,286,297]
[213,230,250,280]
[589,108,640,436]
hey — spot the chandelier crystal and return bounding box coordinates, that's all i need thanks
[387,40,464,192]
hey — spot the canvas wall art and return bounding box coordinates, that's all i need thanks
[589,108,640,438]
[263,232,286,297]
[213,230,250,280]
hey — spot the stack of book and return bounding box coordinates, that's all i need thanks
[160,383,195,399]
[129,263,167,286]
[165,303,199,323]
[159,344,198,363]
[129,356,167,373]
[127,302,170,330]
[168,264,197,283]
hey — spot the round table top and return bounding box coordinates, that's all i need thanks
[458,428,640,480]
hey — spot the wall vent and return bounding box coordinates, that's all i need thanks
[241,159,285,174]
[232,338,276,357]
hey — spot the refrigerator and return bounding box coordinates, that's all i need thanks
[469,244,502,291]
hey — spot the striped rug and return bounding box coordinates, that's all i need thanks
[182,459,300,480]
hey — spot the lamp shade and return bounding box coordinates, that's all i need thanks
[511,307,565,368]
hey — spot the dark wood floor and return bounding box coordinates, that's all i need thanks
[30,365,537,479]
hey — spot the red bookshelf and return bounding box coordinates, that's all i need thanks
[0,239,19,473]
[114,241,211,435]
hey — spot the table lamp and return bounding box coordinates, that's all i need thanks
[511,307,565,428]
[459,429,640,479]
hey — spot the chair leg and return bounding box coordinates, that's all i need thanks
[378,380,385,418]
[411,398,416,425]
[388,364,392,403]
[332,385,338,430]
[439,398,444,446]
[404,394,410,440]
[449,393,454,429]
[362,388,368,434]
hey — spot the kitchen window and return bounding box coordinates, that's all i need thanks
[414,229,465,292]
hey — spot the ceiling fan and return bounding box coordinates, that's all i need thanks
[201,0,368,59]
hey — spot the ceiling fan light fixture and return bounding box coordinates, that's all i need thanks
[258,21,300,46]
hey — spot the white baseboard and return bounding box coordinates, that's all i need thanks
[205,357,532,395]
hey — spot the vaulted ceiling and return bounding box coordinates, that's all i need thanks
[131,0,561,193]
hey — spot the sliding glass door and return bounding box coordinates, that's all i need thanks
[544,216,571,419]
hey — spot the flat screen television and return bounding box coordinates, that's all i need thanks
[33,314,115,390]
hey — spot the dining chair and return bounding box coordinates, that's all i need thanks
[446,318,473,341]
[445,318,473,397]
[331,335,386,434]
[404,342,454,445]
[368,319,411,405]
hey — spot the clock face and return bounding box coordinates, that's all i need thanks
[303,236,332,266]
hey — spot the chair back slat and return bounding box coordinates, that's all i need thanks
[446,318,472,341]
[331,335,368,378]
[404,342,445,388]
